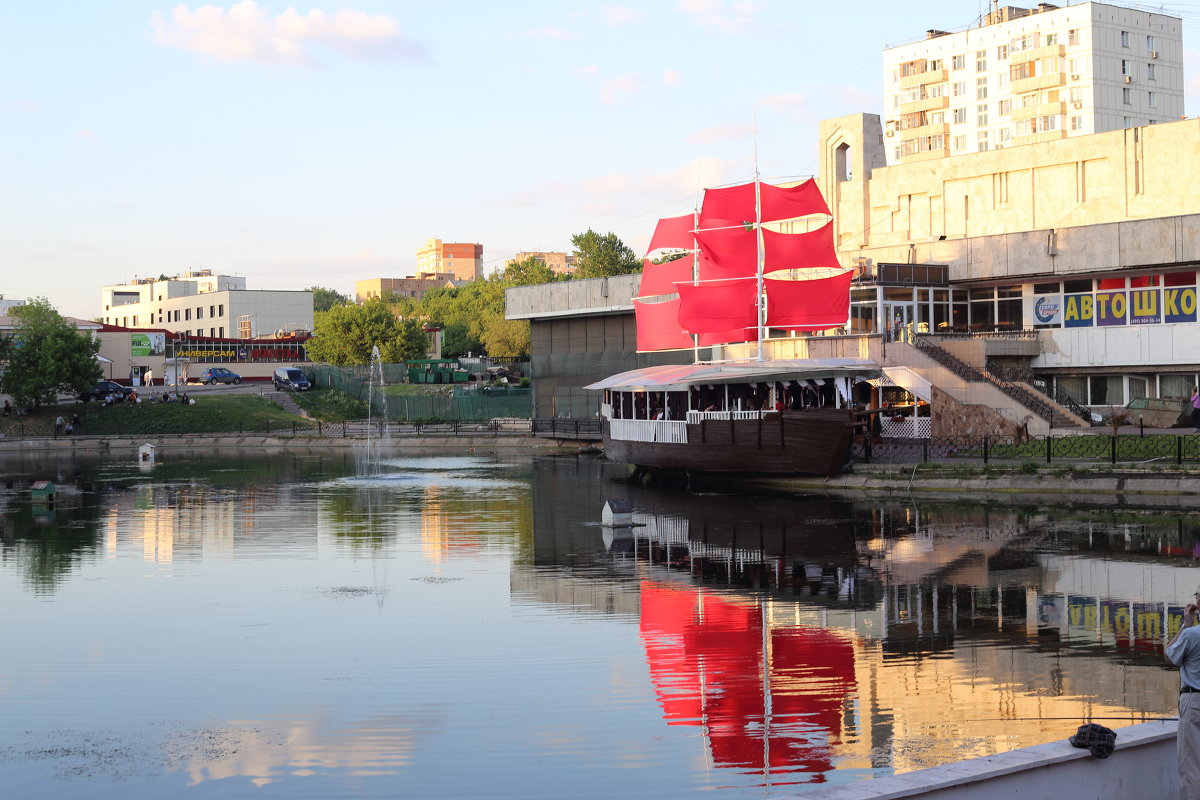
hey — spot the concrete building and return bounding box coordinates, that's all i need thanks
[507,251,579,277]
[0,296,25,315]
[883,2,1183,164]
[100,270,313,340]
[415,238,484,282]
[354,276,461,303]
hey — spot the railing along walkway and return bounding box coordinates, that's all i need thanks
[912,334,1055,423]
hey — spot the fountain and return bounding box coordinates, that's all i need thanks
[360,345,391,476]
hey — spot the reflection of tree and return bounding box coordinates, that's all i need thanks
[0,494,103,593]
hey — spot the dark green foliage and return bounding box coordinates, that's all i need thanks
[0,298,102,410]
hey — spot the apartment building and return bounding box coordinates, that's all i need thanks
[354,276,461,303]
[415,238,484,281]
[507,251,579,276]
[100,270,313,339]
[883,2,1183,164]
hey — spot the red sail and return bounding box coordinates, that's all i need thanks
[699,178,829,227]
[638,254,696,298]
[761,221,841,271]
[676,278,757,335]
[764,271,852,330]
[697,327,758,346]
[693,226,756,281]
[646,213,695,255]
[634,297,694,352]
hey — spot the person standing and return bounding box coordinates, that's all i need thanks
[1166,589,1200,799]
[1192,387,1200,433]
[54,415,64,437]
[145,367,154,388]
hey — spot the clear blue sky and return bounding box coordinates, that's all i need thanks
[2,1,1198,318]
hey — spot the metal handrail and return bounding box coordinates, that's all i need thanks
[913,335,1054,422]
[928,329,1040,340]
[984,359,1094,423]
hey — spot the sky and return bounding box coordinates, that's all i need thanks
[4,0,1200,319]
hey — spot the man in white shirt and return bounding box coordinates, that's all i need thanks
[1166,588,1200,799]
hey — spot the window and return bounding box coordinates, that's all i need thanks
[1124,116,1133,128]
[1045,33,1058,46]
[1121,59,1131,76]
[1071,115,1083,131]
[976,50,987,72]
[1121,30,1129,48]
[999,127,1011,144]
[976,76,988,99]
[1123,87,1131,104]
[185,308,191,321]
[977,104,989,125]
[929,111,945,124]
[999,99,1012,115]
[953,81,967,97]
[929,58,943,71]
[997,44,1008,60]
[977,131,989,152]
[209,305,215,317]
[1068,28,1079,46]
[196,306,203,319]
[1069,86,1082,103]
[953,135,967,151]
[1147,35,1155,52]
[953,107,967,123]
[952,53,965,70]
[1147,63,1156,81]
[1011,61,1034,81]
[1149,91,1157,107]
[218,304,223,316]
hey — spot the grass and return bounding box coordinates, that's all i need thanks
[290,388,368,422]
[0,395,309,437]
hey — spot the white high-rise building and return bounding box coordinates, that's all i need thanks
[882,2,1184,164]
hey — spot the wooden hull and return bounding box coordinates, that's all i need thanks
[601,409,855,477]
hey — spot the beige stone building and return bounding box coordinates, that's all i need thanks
[354,276,460,303]
[883,2,1184,164]
[506,251,579,276]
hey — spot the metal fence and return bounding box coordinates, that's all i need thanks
[308,363,533,420]
[853,433,1200,466]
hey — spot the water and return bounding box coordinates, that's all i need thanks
[0,450,1188,798]
[361,344,389,475]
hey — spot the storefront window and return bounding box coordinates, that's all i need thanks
[1088,375,1123,405]
[1160,374,1196,400]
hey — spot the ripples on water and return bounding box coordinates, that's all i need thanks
[0,450,1190,798]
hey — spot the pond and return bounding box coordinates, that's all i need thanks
[0,450,1189,798]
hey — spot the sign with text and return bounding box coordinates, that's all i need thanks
[1129,289,1161,325]
[1063,293,1093,328]
[1164,286,1198,323]
[1095,291,1127,326]
[130,333,165,357]
[1031,295,1062,326]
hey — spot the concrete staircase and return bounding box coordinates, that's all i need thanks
[264,390,307,418]
[884,339,1090,436]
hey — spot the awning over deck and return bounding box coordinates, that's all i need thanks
[583,358,879,392]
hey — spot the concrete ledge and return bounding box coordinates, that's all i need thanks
[806,721,1176,800]
[0,435,579,455]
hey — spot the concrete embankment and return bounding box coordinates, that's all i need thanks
[0,434,584,457]
[702,463,1200,509]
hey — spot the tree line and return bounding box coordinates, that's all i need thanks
[305,229,640,365]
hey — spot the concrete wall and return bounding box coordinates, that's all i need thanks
[806,721,1176,800]
[1037,323,1200,370]
[506,274,640,320]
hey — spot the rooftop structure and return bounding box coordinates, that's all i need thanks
[507,251,579,276]
[354,276,461,303]
[883,1,1184,164]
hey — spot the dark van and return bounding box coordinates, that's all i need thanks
[273,367,312,392]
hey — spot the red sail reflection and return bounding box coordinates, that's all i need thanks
[639,581,856,781]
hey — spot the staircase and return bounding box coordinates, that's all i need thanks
[265,390,307,418]
[886,337,1090,435]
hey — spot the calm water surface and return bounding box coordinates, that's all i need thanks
[0,450,1191,798]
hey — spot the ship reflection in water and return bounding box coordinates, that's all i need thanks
[526,458,1189,787]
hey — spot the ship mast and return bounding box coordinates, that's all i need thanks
[753,120,765,361]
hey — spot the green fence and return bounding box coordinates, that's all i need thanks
[308,364,532,420]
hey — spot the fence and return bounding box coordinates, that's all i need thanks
[308,363,533,420]
[853,433,1200,466]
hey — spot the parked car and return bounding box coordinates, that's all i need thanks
[199,367,242,385]
[79,380,134,403]
[273,367,312,392]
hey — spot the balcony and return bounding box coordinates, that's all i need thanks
[1012,71,1066,94]
[1011,100,1066,122]
[1010,43,1065,64]
[899,95,949,114]
[1014,129,1067,146]
[899,68,948,89]
[898,147,950,163]
[899,122,949,139]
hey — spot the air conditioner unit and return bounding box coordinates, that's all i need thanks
[1070,73,1080,80]
[1073,101,1083,109]
[1150,50,1159,59]
[885,130,895,137]
[1123,75,1133,83]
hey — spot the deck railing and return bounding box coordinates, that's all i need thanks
[609,418,689,444]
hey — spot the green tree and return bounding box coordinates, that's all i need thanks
[479,316,530,357]
[306,286,352,313]
[503,255,556,286]
[571,229,641,279]
[0,298,102,409]
[305,300,428,366]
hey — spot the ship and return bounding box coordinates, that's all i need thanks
[584,176,878,477]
